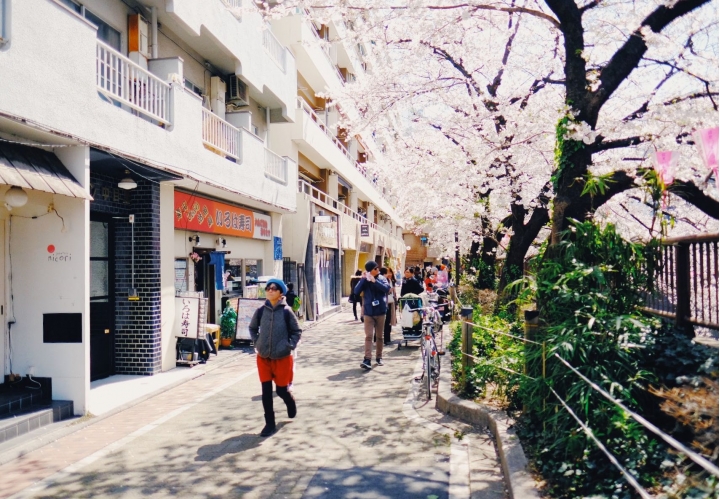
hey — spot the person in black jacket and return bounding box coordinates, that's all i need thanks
[354,261,390,370]
[349,269,363,320]
[401,267,424,296]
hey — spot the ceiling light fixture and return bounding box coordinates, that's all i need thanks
[118,170,137,190]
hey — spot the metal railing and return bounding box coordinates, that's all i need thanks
[201,108,240,160]
[296,97,383,191]
[297,180,388,235]
[263,29,287,72]
[642,233,718,329]
[265,149,287,183]
[96,40,171,126]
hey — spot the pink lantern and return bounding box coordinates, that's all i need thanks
[693,127,718,177]
[652,150,677,186]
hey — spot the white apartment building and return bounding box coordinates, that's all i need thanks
[0,0,404,416]
[271,13,406,319]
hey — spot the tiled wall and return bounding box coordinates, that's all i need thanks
[90,172,162,375]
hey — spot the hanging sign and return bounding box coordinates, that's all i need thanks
[360,224,370,237]
[174,191,271,240]
[315,221,338,249]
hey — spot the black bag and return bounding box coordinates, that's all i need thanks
[348,293,356,304]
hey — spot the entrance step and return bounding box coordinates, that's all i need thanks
[0,400,74,445]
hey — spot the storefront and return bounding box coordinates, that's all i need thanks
[173,191,273,324]
[313,216,340,315]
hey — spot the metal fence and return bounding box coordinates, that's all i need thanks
[642,233,718,329]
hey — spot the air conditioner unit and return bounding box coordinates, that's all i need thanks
[228,75,249,106]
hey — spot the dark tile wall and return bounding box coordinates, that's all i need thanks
[90,172,162,375]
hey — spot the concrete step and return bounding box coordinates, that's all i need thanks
[0,401,74,445]
[0,390,46,417]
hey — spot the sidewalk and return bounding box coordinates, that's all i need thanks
[0,309,504,499]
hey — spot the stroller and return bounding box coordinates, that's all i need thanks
[397,293,424,349]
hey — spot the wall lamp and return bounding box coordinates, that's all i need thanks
[189,234,200,245]
[4,186,28,210]
[216,237,227,248]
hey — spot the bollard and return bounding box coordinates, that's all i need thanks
[460,306,474,392]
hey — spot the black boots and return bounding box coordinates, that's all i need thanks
[277,386,296,418]
[260,413,276,437]
[260,384,297,436]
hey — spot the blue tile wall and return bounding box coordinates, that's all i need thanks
[90,172,162,375]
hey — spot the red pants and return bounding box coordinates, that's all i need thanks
[257,355,294,386]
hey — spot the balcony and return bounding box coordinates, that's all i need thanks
[263,29,287,72]
[297,180,405,253]
[0,0,297,212]
[96,41,172,126]
[201,109,288,184]
[201,108,240,160]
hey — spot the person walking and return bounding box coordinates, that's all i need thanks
[249,278,302,437]
[381,267,398,345]
[401,267,424,296]
[349,269,363,321]
[354,261,390,369]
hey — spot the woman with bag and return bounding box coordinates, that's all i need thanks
[349,269,363,321]
[249,278,302,437]
[380,268,398,345]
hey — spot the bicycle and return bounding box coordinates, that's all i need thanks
[410,303,447,400]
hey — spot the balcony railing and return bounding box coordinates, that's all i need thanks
[642,233,719,329]
[96,40,172,126]
[263,29,287,72]
[265,149,288,183]
[297,180,390,237]
[220,0,242,19]
[202,108,240,160]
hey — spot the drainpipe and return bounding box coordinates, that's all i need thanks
[151,7,158,59]
[265,106,270,146]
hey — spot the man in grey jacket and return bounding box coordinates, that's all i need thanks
[249,278,302,437]
[354,261,391,370]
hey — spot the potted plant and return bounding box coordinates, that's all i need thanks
[219,305,237,348]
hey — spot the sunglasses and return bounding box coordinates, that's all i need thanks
[265,285,280,292]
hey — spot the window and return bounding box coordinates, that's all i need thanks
[184,79,203,97]
[0,0,8,44]
[57,1,121,51]
[84,9,121,50]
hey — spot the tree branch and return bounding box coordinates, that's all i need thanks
[589,135,648,153]
[589,0,712,118]
[672,179,719,219]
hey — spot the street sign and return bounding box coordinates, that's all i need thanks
[360,224,369,237]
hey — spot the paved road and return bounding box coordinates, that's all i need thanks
[1,309,505,499]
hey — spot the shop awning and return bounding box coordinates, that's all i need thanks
[0,142,92,200]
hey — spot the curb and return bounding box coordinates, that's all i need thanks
[0,348,249,467]
[436,354,540,499]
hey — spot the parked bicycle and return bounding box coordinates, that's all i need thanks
[409,303,448,400]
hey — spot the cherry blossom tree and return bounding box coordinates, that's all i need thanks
[260,0,718,290]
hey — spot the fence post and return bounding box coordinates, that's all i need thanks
[524,310,540,377]
[460,306,474,392]
[675,242,692,335]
